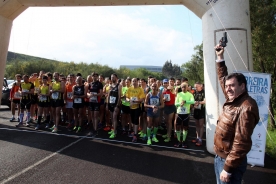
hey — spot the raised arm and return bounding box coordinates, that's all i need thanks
[215,44,228,99]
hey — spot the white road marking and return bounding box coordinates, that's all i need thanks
[0,136,84,184]
[0,127,205,152]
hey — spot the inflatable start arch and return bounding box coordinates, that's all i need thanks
[0,0,253,154]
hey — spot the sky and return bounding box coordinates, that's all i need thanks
[8,5,202,69]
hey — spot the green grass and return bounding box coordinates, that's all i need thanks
[266,127,276,160]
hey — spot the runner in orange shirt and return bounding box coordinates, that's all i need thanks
[10,74,22,122]
[64,74,76,130]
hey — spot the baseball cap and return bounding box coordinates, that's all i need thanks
[163,79,168,83]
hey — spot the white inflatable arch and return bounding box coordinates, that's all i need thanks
[0,0,252,154]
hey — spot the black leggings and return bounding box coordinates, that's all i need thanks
[130,108,141,125]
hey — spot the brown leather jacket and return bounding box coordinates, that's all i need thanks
[214,61,259,173]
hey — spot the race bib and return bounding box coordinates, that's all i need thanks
[164,94,170,101]
[67,92,73,99]
[89,92,98,102]
[51,92,59,100]
[109,96,116,104]
[74,98,82,104]
[130,97,138,107]
[14,92,22,99]
[39,95,47,101]
[34,87,39,94]
[131,97,138,104]
[179,107,187,114]
[22,89,29,96]
[150,98,159,106]
[195,104,202,110]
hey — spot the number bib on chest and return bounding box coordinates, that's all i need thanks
[130,97,138,107]
[179,107,187,114]
[109,96,116,104]
[67,92,73,99]
[14,92,22,99]
[51,92,59,100]
[194,104,202,110]
[90,92,98,102]
[39,95,47,101]
[22,89,29,96]
[74,98,82,104]
[150,98,159,106]
[131,97,138,104]
[164,94,170,101]
[34,87,39,94]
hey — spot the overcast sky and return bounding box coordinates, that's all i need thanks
[8,5,202,69]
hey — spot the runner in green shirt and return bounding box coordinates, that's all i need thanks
[174,82,195,148]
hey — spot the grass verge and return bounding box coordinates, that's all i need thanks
[266,128,276,160]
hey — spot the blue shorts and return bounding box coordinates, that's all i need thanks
[147,109,160,118]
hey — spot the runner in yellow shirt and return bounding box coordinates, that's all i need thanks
[126,78,145,142]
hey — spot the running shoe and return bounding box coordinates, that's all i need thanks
[26,118,33,124]
[139,132,145,138]
[15,122,23,127]
[109,132,116,139]
[164,137,171,142]
[97,122,103,130]
[147,139,152,145]
[121,130,127,135]
[73,126,77,131]
[108,130,114,135]
[152,137,159,143]
[174,141,182,148]
[26,123,30,127]
[17,117,20,122]
[132,135,137,143]
[52,127,58,133]
[141,135,147,141]
[88,130,97,137]
[35,124,40,130]
[103,126,111,131]
[138,131,142,135]
[67,123,73,129]
[10,117,15,122]
[182,141,188,148]
[87,131,94,137]
[50,125,55,131]
[128,132,134,138]
[45,123,50,129]
[192,138,199,143]
[195,140,202,146]
[162,134,168,138]
[76,127,81,133]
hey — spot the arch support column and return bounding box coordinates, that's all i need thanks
[0,15,13,104]
[202,0,252,154]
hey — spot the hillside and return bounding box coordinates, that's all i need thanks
[7,51,58,63]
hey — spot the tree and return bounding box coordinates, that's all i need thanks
[250,0,276,128]
[162,60,173,77]
[181,43,204,85]
[162,60,182,79]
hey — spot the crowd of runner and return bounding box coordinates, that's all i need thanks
[9,71,206,148]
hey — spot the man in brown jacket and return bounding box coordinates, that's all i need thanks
[214,44,260,184]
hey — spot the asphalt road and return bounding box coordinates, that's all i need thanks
[0,105,275,184]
